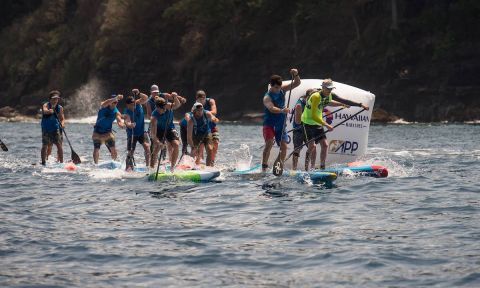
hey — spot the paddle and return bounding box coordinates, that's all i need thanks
[53,109,81,164]
[285,106,347,135]
[282,107,367,165]
[154,108,173,180]
[0,139,8,151]
[126,93,137,170]
[272,75,295,176]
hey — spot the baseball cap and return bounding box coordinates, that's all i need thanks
[49,90,61,99]
[151,84,160,93]
[192,102,203,110]
[322,79,335,89]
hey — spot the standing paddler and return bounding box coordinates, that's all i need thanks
[92,94,125,164]
[150,96,181,171]
[261,69,301,172]
[40,90,64,165]
[123,89,150,170]
[187,102,219,167]
[301,79,350,169]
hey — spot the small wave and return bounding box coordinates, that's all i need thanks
[389,118,416,124]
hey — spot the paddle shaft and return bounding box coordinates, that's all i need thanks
[272,75,295,176]
[52,108,81,164]
[286,106,346,134]
[284,108,366,163]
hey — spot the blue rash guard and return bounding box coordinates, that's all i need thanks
[152,109,175,131]
[94,106,119,134]
[191,111,210,136]
[263,90,285,129]
[41,103,62,133]
[203,98,217,130]
[124,104,145,137]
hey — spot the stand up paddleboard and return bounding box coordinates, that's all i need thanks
[148,170,221,183]
[233,164,337,183]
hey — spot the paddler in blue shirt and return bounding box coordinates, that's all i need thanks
[41,90,65,166]
[194,90,219,164]
[92,94,125,164]
[187,102,219,167]
[150,96,181,171]
[123,89,149,170]
[262,69,301,172]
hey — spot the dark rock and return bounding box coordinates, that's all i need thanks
[371,108,400,123]
[0,106,17,118]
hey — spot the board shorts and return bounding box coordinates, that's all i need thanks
[211,126,220,142]
[193,133,213,148]
[263,125,288,146]
[127,134,147,151]
[156,128,179,143]
[292,128,307,156]
[42,130,62,145]
[302,123,326,144]
[92,131,115,149]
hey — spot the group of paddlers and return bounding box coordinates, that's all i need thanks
[40,68,369,172]
[40,86,219,171]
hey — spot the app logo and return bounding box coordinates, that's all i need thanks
[328,140,359,154]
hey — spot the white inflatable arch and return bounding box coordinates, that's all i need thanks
[267,79,375,169]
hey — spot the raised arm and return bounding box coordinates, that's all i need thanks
[132,89,148,105]
[282,68,301,91]
[331,94,369,110]
[101,94,123,108]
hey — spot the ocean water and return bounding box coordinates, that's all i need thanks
[0,122,479,287]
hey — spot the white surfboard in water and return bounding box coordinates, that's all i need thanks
[267,79,375,169]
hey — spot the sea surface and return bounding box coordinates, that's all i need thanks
[0,122,479,287]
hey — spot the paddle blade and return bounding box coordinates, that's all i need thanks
[0,139,8,151]
[272,155,284,176]
[71,150,81,164]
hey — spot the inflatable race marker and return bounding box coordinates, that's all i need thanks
[267,79,375,169]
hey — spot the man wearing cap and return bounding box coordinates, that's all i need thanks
[123,89,149,170]
[187,102,219,166]
[40,90,64,165]
[194,90,220,164]
[301,79,357,169]
[150,96,182,171]
[262,69,301,172]
[146,84,187,119]
[92,94,125,164]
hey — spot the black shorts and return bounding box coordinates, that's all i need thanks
[42,130,62,145]
[127,134,147,151]
[302,123,326,144]
[156,128,179,143]
[292,128,306,156]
